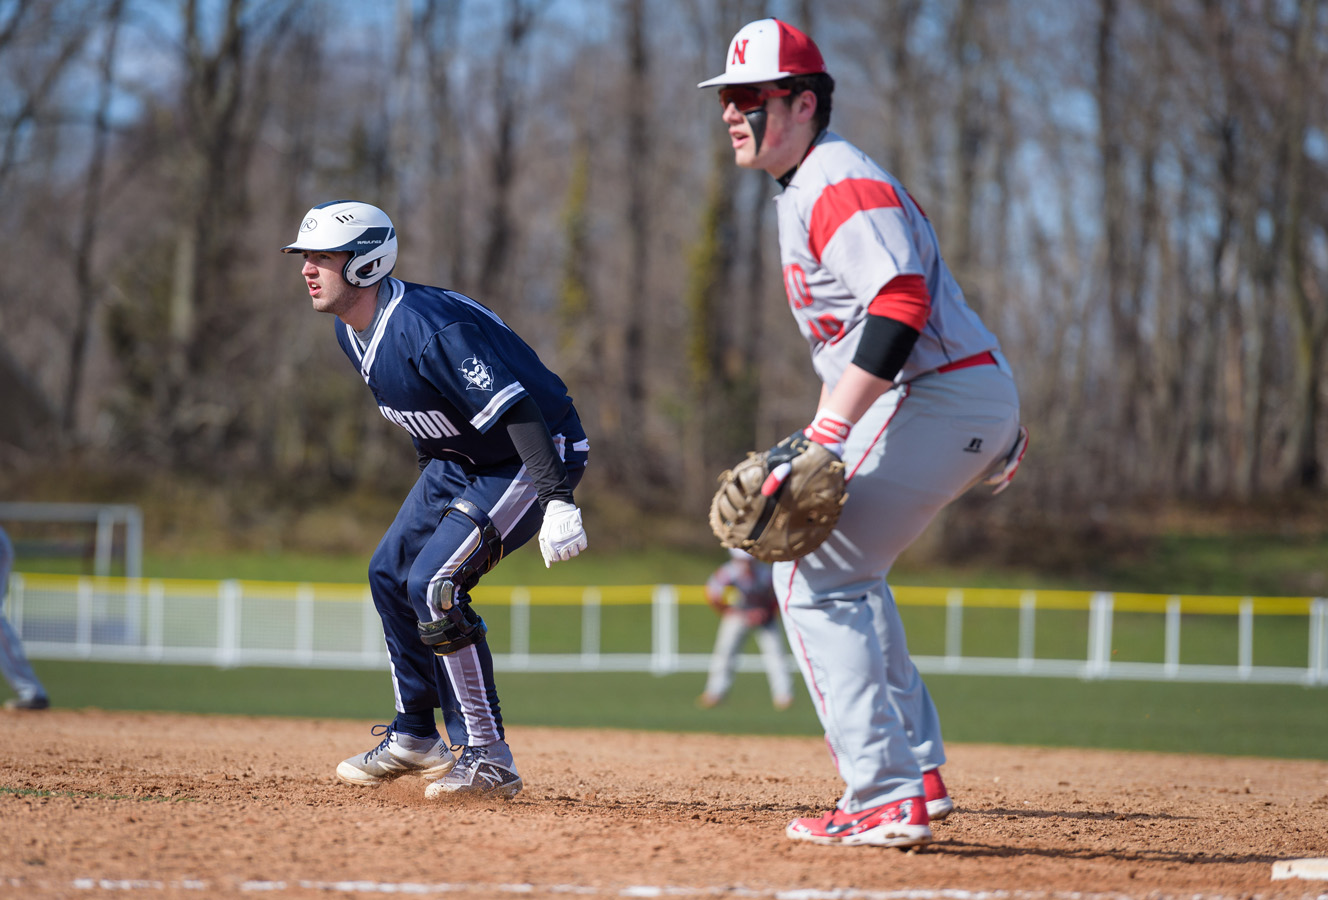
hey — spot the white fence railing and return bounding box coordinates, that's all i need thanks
[7,573,1327,686]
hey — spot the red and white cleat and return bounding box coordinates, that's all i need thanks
[923,768,954,821]
[786,796,932,848]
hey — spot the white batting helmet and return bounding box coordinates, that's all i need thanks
[697,18,826,88]
[282,200,398,287]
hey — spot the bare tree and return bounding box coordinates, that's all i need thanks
[63,0,127,440]
[618,0,651,482]
[5,0,1328,541]
[417,0,466,288]
[0,2,95,191]
[477,0,547,301]
[1277,0,1327,489]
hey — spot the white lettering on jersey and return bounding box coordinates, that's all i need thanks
[380,405,460,439]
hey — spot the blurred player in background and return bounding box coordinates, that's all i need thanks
[699,19,1025,848]
[698,548,793,711]
[1,524,50,710]
[283,200,589,799]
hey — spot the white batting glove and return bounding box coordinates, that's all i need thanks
[984,424,1030,495]
[538,500,587,567]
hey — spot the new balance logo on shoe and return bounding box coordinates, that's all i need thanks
[424,745,523,800]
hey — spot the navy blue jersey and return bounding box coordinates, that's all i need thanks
[337,279,584,467]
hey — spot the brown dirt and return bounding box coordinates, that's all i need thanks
[2,709,1326,899]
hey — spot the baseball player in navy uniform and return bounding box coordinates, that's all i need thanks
[1,524,51,710]
[283,200,589,799]
[698,548,793,710]
[700,20,1026,848]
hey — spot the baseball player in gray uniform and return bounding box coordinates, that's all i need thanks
[698,548,794,711]
[1,525,50,710]
[699,19,1026,848]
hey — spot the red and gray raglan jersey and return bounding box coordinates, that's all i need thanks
[774,131,1000,390]
[706,559,778,613]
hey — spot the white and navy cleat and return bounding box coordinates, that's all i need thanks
[336,723,456,786]
[424,744,523,799]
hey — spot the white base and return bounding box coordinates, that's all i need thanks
[1272,858,1328,881]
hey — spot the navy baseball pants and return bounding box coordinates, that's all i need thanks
[367,446,587,746]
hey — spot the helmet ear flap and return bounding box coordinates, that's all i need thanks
[346,256,383,287]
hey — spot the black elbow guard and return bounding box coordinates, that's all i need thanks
[852,315,920,382]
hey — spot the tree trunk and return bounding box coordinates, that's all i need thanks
[620,0,650,481]
[419,0,465,288]
[63,0,125,441]
[1278,0,1324,489]
[478,0,542,300]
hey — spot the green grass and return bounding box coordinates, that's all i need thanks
[15,660,1326,761]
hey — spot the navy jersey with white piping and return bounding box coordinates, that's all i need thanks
[337,278,585,467]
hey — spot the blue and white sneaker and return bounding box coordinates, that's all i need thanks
[336,723,456,786]
[4,694,50,711]
[424,744,523,799]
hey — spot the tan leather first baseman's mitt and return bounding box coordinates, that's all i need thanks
[708,433,847,563]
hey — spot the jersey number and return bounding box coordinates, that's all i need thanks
[783,263,846,345]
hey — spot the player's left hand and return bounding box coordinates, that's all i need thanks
[539,500,587,567]
[744,608,771,628]
[984,424,1029,495]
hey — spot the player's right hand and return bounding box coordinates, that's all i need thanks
[803,409,851,458]
[539,500,587,567]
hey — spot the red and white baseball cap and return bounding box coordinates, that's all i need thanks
[697,18,826,88]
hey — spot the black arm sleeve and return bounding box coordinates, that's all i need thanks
[851,314,921,382]
[501,394,575,511]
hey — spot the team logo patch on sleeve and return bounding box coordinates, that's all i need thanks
[460,357,494,391]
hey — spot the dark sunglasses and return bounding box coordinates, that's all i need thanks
[717,85,792,113]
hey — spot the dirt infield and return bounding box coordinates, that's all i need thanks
[2,709,1326,899]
